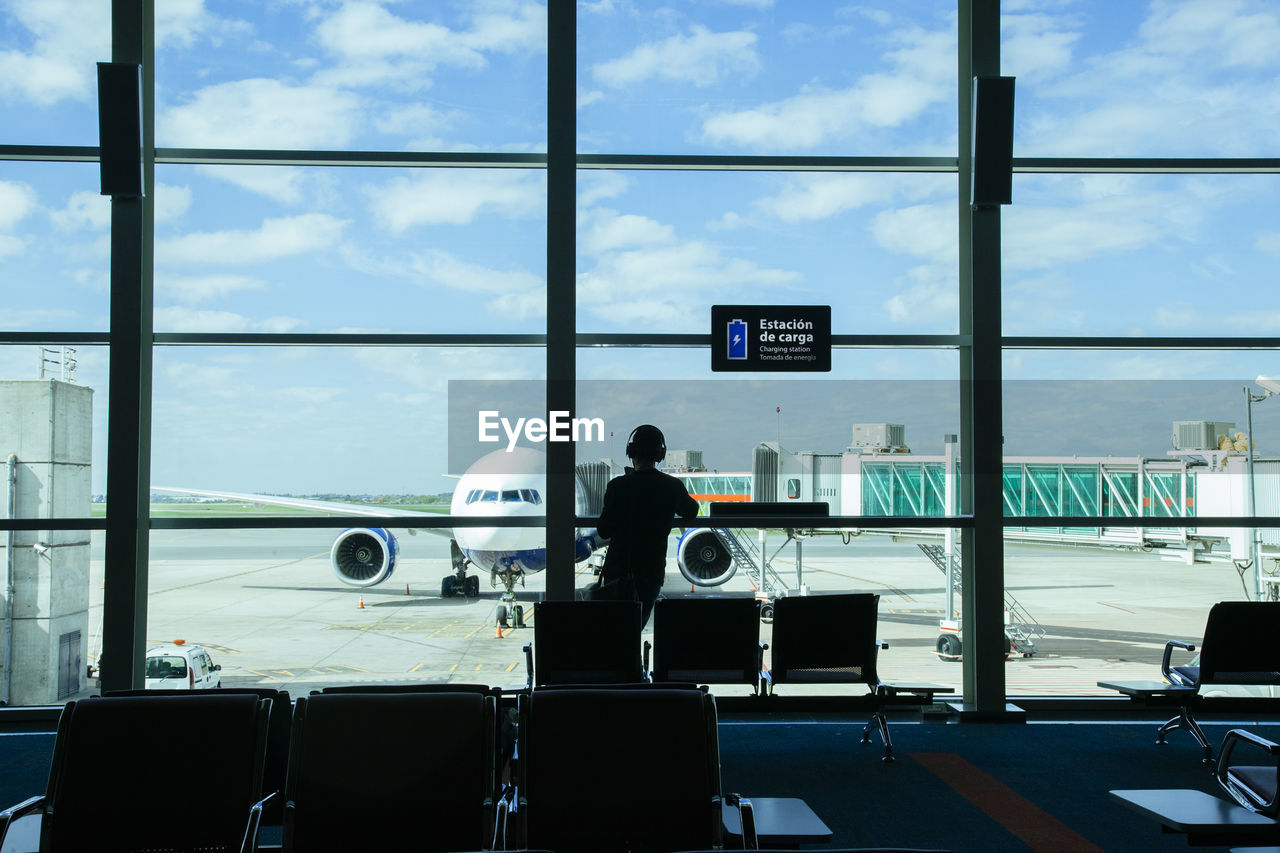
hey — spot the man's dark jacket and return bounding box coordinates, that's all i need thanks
[595,468,699,586]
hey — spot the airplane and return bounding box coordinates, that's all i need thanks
[154,446,740,627]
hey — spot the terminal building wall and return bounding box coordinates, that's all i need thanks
[0,380,93,706]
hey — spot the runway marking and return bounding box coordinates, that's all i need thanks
[1097,601,1137,614]
[912,753,1105,853]
[410,662,521,673]
[249,664,370,679]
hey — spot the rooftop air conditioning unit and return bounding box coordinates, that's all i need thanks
[849,423,906,450]
[1172,420,1236,451]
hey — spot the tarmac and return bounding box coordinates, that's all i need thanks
[83,528,1250,699]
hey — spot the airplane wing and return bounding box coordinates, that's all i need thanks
[151,486,454,538]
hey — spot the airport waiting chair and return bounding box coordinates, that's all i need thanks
[273,691,500,852]
[766,593,898,761]
[104,686,292,825]
[1156,601,1280,761]
[0,693,271,853]
[522,599,646,688]
[515,686,738,853]
[649,596,767,693]
[1110,727,1280,847]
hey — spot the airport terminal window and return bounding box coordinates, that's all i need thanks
[1004,0,1280,158]
[0,1,109,147]
[1002,174,1280,337]
[153,3,547,152]
[7,1,1280,706]
[153,165,548,335]
[576,0,957,157]
[575,170,959,335]
[0,164,111,332]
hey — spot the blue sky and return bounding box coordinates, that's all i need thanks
[2,0,1279,495]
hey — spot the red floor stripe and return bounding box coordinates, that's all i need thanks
[912,752,1106,853]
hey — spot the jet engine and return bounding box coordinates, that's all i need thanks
[676,528,736,587]
[330,527,399,587]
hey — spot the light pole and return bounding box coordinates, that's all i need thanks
[1245,376,1280,600]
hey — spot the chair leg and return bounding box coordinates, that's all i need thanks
[1155,707,1212,762]
[861,711,894,762]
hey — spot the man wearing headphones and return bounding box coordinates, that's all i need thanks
[595,424,700,627]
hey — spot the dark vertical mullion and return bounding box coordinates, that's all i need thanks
[101,0,154,692]
[544,0,576,601]
[959,0,1007,712]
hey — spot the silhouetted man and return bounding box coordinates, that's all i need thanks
[595,424,700,627]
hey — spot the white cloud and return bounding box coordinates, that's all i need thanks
[153,306,307,334]
[870,203,958,264]
[194,165,312,205]
[753,174,895,222]
[700,23,952,149]
[309,0,543,91]
[160,79,362,148]
[0,0,108,105]
[50,190,110,231]
[1256,232,1280,254]
[367,171,543,231]
[579,209,674,254]
[404,248,543,295]
[577,171,629,207]
[882,265,956,325]
[1001,12,1079,82]
[577,87,605,109]
[578,239,801,330]
[593,26,760,88]
[156,214,350,266]
[155,183,193,223]
[0,181,37,229]
[155,0,250,50]
[156,274,268,305]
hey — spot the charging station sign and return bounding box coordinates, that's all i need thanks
[711,305,831,372]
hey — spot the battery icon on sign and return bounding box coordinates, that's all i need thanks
[727,319,748,360]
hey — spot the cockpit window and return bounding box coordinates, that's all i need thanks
[481,490,498,502]
[521,489,542,505]
[502,490,521,502]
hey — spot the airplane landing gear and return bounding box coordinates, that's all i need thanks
[493,570,524,628]
[441,573,480,598]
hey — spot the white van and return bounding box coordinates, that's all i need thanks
[143,641,221,690]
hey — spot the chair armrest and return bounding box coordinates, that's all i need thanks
[239,791,277,853]
[1216,728,1280,815]
[0,794,45,847]
[723,793,758,850]
[523,642,533,689]
[1161,640,1196,684]
[643,639,651,678]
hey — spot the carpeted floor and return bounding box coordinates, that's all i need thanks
[3,715,1277,852]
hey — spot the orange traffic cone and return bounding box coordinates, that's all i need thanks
[357,596,365,609]
[495,623,504,638]
[404,583,410,595]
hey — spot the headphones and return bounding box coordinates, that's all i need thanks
[625,424,666,463]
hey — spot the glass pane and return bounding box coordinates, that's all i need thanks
[578,0,957,155]
[155,2,547,150]
[1004,527,1280,697]
[138,526,536,695]
[1002,356,1280,604]
[1004,174,1280,337]
[1007,1,1280,157]
[153,165,546,334]
[152,346,545,497]
[0,344,108,515]
[577,170,958,333]
[0,0,110,145]
[0,163,110,331]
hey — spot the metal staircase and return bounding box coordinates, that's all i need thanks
[917,543,1046,656]
[714,528,791,598]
